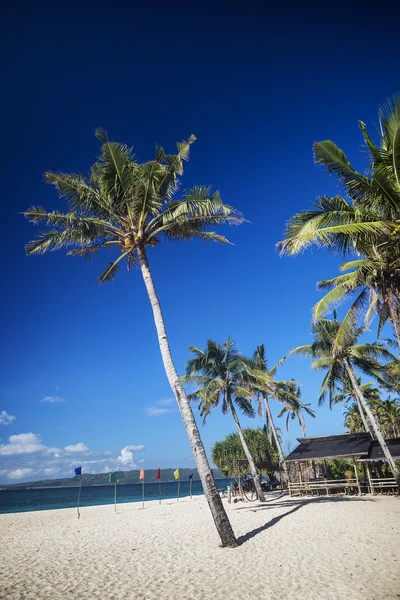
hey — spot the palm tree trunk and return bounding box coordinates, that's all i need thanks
[263,396,288,480]
[344,358,400,492]
[354,396,374,438]
[385,293,400,352]
[137,246,237,546]
[227,398,266,502]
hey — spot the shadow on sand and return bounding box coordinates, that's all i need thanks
[236,494,375,545]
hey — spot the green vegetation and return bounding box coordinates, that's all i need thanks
[211,428,278,477]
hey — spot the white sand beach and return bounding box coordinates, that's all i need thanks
[1,493,399,600]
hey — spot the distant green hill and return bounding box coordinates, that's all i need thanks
[1,468,226,489]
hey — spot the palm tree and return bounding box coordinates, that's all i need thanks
[313,257,400,348]
[278,97,400,349]
[344,403,366,433]
[290,309,400,488]
[183,337,266,502]
[24,131,243,547]
[276,380,315,437]
[244,345,313,479]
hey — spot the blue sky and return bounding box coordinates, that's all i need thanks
[1,3,399,483]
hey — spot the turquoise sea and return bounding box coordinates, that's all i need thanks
[0,478,230,514]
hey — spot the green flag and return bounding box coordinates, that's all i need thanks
[109,472,117,483]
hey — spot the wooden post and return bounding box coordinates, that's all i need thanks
[366,461,374,495]
[77,475,82,519]
[238,469,243,501]
[312,460,317,481]
[323,460,329,496]
[353,456,361,496]
[298,462,302,495]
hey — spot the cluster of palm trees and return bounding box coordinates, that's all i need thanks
[279,96,400,488]
[182,337,314,502]
[23,97,400,548]
[344,395,400,439]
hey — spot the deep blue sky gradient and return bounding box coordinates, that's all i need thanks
[1,2,399,482]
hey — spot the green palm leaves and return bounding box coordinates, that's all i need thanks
[290,311,395,408]
[183,337,255,422]
[25,132,244,282]
[279,96,400,347]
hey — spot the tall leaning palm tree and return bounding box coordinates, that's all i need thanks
[24,131,243,547]
[290,309,400,489]
[183,337,266,502]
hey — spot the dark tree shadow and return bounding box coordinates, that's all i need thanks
[236,495,375,545]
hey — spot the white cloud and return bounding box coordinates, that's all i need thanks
[157,398,175,406]
[41,395,64,403]
[0,411,16,425]
[7,468,34,480]
[117,444,145,470]
[0,433,46,456]
[45,447,63,457]
[145,398,176,416]
[43,467,60,476]
[64,443,89,454]
[145,407,174,416]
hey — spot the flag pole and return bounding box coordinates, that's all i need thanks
[77,474,82,519]
[189,477,192,499]
[159,479,161,505]
[114,480,117,513]
[142,477,145,509]
[177,477,180,502]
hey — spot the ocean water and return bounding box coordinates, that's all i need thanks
[0,479,230,514]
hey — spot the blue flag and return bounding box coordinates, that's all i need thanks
[188,473,193,480]
[75,467,82,476]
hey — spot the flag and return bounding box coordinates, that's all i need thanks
[174,469,180,480]
[109,472,117,484]
[156,468,161,480]
[139,468,145,480]
[188,473,193,481]
[74,467,82,476]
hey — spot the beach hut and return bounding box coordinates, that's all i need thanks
[285,432,400,496]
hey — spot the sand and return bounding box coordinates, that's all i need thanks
[1,492,399,600]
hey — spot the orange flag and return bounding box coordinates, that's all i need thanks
[139,468,145,480]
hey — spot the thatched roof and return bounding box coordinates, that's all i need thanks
[358,438,400,462]
[285,432,372,462]
[285,432,400,463]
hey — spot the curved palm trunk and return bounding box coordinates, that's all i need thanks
[137,247,237,546]
[344,358,400,492]
[227,397,266,502]
[264,396,288,481]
